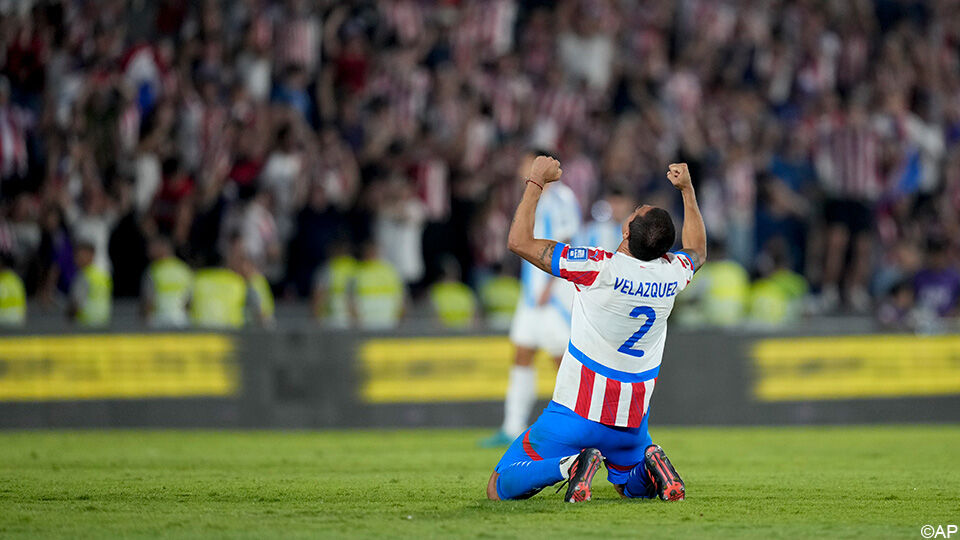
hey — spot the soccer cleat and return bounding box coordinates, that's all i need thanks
[478,430,513,448]
[561,448,603,503]
[644,445,685,501]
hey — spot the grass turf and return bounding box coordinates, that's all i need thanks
[0,426,957,539]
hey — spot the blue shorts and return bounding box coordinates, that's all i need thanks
[495,400,653,485]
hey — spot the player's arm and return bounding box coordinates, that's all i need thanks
[666,163,706,270]
[507,156,563,274]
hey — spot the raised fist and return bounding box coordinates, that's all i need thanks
[666,163,692,191]
[529,156,562,184]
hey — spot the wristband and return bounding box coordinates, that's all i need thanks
[524,178,544,190]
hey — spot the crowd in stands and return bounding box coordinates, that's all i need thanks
[0,0,959,330]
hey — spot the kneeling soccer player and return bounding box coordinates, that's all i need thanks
[487,156,706,503]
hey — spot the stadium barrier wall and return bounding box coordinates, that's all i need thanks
[1,328,958,428]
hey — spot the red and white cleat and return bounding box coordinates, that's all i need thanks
[644,444,685,501]
[562,448,604,503]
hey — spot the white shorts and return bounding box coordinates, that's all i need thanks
[508,301,571,358]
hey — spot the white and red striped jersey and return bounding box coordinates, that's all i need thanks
[380,0,425,46]
[536,88,587,133]
[452,0,517,63]
[0,105,29,180]
[548,244,696,427]
[275,15,320,73]
[814,116,883,201]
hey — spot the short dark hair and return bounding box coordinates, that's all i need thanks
[628,208,675,261]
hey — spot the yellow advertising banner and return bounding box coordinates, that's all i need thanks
[0,334,238,401]
[361,336,557,403]
[753,334,960,401]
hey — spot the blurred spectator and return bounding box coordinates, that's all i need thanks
[238,186,282,282]
[141,235,192,328]
[430,257,477,329]
[813,93,879,314]
[190,234,268,329]
[913,238,960,318]
[31,205,74,305]
[259,122,303,238]
[108,180,149,297]
[0,76,31,192]
[354,241,403,330]
[312,241,357,328]
[759,131,816,273]
[373,175,426,286]
[241,255,276,329]
[675,242,750,328]
[287,179,347,297]
[560,134,599,210]
[479,265,521,332]
[748,238,809,329]
[878,279,916,331]
[152,157,194,245]
[68,240,111,327]
[556,3,615,91]
[0,253,26,326]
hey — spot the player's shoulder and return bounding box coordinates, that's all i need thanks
[667,251,697,272]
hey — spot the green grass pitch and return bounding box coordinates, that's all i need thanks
[1,425,958,538]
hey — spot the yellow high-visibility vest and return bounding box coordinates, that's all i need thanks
[479,276,521,330]
[768,269,809,323]
[147,257,193,327]
[770,269,808,300]
[248,272,275,321]
[317,255,357,326]
[430,281,477,328]
[748,277,790,327]
[0,269,26,326]
[695,260,750,327]
[190,268,246,329]
[355,259,403,329]
[77,264,112,327]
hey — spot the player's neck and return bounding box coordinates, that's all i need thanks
[616,240,631,257]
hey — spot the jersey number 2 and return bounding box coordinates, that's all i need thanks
[618,306,656,358]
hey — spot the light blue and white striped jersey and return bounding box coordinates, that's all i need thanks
[521,182,581,307]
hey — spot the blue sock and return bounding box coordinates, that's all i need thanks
[623,462,656,499]
[496,458,567,500]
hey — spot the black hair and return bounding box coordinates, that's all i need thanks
[161,156,181,179]
[276,123,293,145]
[528,147,554,159]
[237,183,258,202]
[927,236,948,254]
[627,208,675,261]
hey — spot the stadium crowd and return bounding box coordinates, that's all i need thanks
[0,0,959,329]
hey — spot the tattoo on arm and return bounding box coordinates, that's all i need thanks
[537,243,555,266]
[685,250,702,272]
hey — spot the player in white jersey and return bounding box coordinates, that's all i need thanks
[480,152,581,448]
[486,157,706,504]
